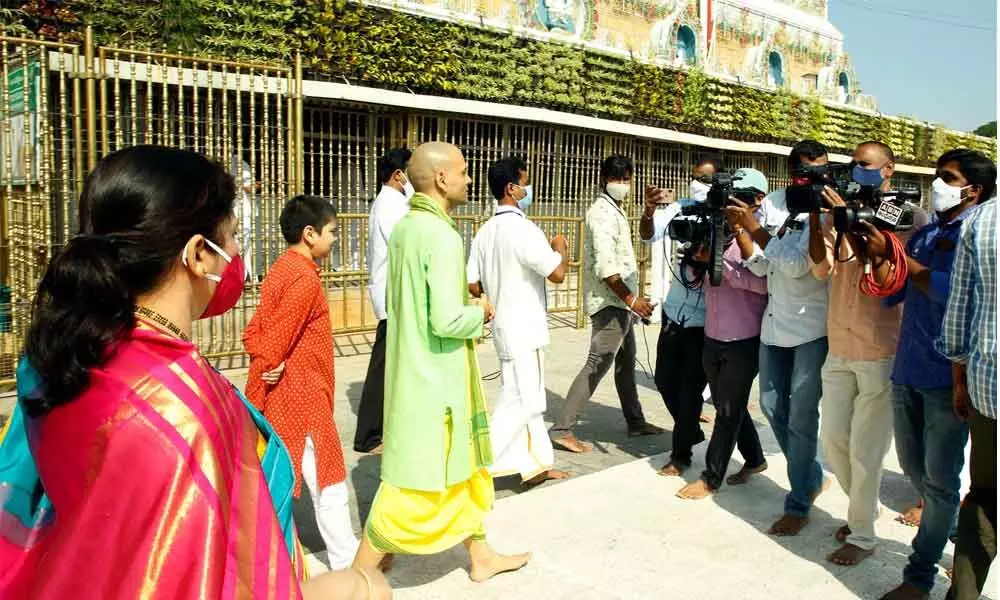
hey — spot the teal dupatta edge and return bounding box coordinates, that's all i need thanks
[0,358,300,560]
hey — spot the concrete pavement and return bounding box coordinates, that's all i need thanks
[233,317,995,600]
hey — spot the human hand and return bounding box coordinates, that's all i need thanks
[691,244,710,264]
[857,221,888,258]
[821,186,846,209]
[472,297,495,323]
[262,362,285,385]
[550,234,569,253]
[629,295,655,319]
[644,186,674,215]
[724,196,756,231]
[954,381,971,422]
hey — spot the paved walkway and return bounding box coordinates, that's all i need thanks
[228,318,995,599]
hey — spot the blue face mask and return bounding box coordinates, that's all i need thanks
[852,164,884,187]
[517,184,533,212]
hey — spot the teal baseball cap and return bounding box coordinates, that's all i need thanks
[732,167,769,195]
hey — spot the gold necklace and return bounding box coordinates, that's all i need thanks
[134,305,191,342]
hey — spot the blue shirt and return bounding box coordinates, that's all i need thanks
[937,201,997,418]
[651,198,706,328]
[887,207,975,388]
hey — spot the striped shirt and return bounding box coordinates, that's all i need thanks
[936,201,997,419]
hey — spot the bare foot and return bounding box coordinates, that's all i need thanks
[895,503,923,527]
[368,444,384,455]
[469,552,531,582]
[878,582,930,600]
[676,479,715,500]
[827,543,873,566]
[725,462,767,486]
[658,461,688,477]
[551,434,593,454]
[523,469,570,488]
[768,514,810,536]
[835,525,851,543]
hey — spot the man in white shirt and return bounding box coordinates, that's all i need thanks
[733,140,834,537]
[467,156,571,486]
[355,148,414,454]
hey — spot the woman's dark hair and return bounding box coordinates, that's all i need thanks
[937,148,997,203]
[600,154,634,182]
[280,195,338,244]
[487,156,528,201]
[24,145,236,416]
[787,139,828,171]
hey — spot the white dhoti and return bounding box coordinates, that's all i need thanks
[489,348,555,481]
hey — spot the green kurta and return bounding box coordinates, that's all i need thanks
[382,193,493,492]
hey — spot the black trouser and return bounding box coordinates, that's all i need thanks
[353,319,387,452]
[947,406,997,600]
[654,316,707,466]
[701,336,766,490]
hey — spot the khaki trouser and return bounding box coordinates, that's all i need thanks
[820,354,895,551]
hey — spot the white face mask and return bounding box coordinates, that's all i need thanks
[402,178,415,200]
[690,179,711,203]
[605,182,631,203]
[931,177,971,213]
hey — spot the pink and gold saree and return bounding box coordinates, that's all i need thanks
[0,322,306,598]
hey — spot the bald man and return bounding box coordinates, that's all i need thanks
[354,142,530,581]
[811,141,929,566]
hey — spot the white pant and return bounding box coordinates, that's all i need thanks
[302,435,359,569]
[820,354,895,551]
[489,349,555,481]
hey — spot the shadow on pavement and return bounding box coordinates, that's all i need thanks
[709,471,949,599]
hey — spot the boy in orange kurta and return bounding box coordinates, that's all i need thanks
[243,195,359,569]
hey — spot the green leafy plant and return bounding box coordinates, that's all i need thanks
[37,0,998,165]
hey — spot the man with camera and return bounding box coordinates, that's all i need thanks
[550,154,665,453]
[864,149,996,600]
[736,140,834,537]
[811,141,929,568]
[672,168,770,501]
[639,157,720,477]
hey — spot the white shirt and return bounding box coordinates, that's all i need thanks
[647,202,683,313]
[746,190,829,348]
[366,185,410,321]
[467,205,562,360]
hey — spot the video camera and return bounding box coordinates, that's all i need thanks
[784,162,920,233]
[667,171,755,287]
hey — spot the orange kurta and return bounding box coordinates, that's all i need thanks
[244,250,346,496]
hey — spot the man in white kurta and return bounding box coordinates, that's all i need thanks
[467,156,570,486]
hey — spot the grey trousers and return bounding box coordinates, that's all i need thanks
[551,306,646,436]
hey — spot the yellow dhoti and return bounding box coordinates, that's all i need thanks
[365,410,495,555]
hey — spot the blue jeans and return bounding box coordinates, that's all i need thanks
[893,384,970,592]
[759,338,828,517]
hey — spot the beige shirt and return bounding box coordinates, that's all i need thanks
[827,257,903,361]
[823,207,928,362]
[583,194,638,316]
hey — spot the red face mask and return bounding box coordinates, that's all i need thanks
[184,238,247,319]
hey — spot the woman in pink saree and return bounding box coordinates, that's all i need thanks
[0,146,388,599]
